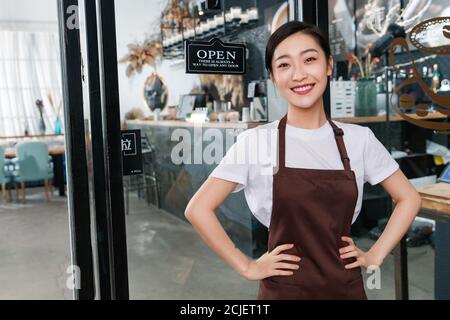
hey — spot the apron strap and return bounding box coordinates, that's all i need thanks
[278,115,287,169]
[327,117,352,171]
[278,115,352,171]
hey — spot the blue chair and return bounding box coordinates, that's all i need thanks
[0,146,12,202]
[12,142,54,202]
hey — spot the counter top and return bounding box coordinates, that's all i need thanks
[417,183,450,216]
[127,112,448,128]
[126,119,264,129]
[334,112,448,124]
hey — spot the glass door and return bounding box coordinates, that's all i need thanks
[0,0,95,300]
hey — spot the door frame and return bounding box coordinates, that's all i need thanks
[57,0,129,300]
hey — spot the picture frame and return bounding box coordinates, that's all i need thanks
[177,95,196,119]
[438,163,450,183]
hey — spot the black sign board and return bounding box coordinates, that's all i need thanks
[185,38,246,75]
[121,130,143,176]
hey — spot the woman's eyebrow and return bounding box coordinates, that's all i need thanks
[274,48,319,61]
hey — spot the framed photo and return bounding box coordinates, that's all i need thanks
[438,163,450,183]
[177,95,196,119]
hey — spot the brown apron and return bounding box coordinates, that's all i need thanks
[257,115,367,300]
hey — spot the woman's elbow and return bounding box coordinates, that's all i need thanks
[413,191,422,213]
[406,190,422,215]
[184,199,196,223]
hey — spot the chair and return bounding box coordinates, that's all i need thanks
[123,134,160,215]
[12,142,54,202]
[0,146,12,202]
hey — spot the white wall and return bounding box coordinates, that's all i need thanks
[0,0,57,22]
[0,0,198,119]
[115,0,199,119]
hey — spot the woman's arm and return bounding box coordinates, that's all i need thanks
[185,177,301,280]
[340,169,422,268]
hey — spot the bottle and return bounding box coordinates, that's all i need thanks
[422,66,428,78]
[432,64,440,93]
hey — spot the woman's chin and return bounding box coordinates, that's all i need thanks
[288,99,317,110]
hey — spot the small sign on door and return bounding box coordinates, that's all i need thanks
[185,38,246,75]
[121,130,143,176]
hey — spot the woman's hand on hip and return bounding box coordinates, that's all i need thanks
[339,236,383,269]
[242,243,301,281]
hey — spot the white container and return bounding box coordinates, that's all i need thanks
[153,108,161,121]
[230,7,242,20]
[242,107,250,122]
[247,7,258,21]
[225,12,233,23]
[215,15,225,28]
[240,12,249,25]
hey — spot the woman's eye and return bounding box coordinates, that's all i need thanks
[278,63,289,68]
[305,57,317,63]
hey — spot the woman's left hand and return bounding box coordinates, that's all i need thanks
[339,236,383,269]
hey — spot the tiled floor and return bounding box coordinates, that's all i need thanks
[0,188,435,299]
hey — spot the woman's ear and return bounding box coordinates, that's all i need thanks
[327,55,334,77]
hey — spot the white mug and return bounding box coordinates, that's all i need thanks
[242,107,250,122]
[153,108,161,121]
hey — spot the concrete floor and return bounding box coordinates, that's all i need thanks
[0,187,435,299]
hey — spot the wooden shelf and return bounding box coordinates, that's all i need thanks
[333,112,448,124]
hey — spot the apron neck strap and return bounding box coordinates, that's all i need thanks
[326,116,351,171]
[278,115,352,171]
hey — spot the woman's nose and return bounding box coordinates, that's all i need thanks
[292,66,307,81]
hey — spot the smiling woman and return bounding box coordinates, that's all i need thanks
[185,21,422,300]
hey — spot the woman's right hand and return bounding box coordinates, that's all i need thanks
[242,244,301,281]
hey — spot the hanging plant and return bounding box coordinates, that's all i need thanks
[119,38,162,78]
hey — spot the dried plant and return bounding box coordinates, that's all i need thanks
[119,38,162,78]
[199,74,244,109]
[124,107,145,120]
[47,90,63,117]
[347,43,380,79]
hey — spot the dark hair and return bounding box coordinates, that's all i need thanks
[265,21,331,75]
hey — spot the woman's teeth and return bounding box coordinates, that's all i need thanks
[292,84,314,93]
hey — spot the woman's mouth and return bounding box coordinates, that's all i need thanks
[291,83,315,95]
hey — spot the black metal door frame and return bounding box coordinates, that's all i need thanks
[300,0,330,115]
[95,0,129,300]
[57,0,95,300]
[58,0,129,300]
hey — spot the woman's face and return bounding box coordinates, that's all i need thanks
[270,32,333,110]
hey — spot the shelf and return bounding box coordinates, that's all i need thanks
[333,112,448,124]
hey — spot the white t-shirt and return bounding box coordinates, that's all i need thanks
[209,119,399,228]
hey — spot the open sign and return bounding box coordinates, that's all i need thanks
[186,38,246,75]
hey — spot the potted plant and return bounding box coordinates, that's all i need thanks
[348,44,380,117]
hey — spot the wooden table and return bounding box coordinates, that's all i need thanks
[4,146,66,197]
[394,182,450,300]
